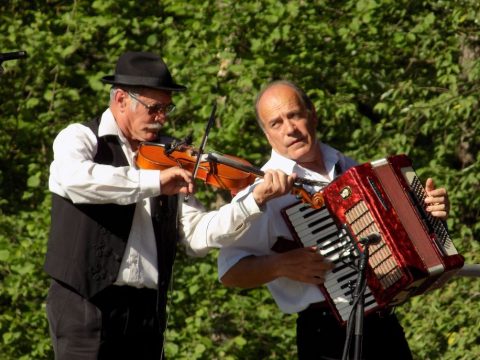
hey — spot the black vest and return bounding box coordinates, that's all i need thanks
[44,118,178,306]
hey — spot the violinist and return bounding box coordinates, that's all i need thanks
[44,51,294,360]
[217,80,451,359]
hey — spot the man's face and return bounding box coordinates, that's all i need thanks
[257,84,318,162]
[123,88,173,143]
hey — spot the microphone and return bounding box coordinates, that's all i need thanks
[0,51,27,62]
[359,232,381,246]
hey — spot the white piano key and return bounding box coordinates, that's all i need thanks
[321,243,356,261]
[305,231,341,248]
[299,225,339,245]
[329,263,356,275]
[335,291,374,310]
[325,274,357,295]
[284,202,310,215]
[285,204,319,221]
[327,280,356,298]
[293,215,334,233]
[328,285,353,300]
[289,206,331,224]
[316,233,347,251]
[296,217,335,237]
[336,292,377,319]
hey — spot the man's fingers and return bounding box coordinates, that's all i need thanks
[425,195,446,205]
[423,178,450,219]
[265,169,295,193]
[425,177,435,193]
[253,169,295,206]
[279,247,335,284]
[160,167,194,195]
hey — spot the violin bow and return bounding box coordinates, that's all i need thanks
[183,102,216,201]
[207,151,329,188]
[207,151,329,208]
[191,102,216,180]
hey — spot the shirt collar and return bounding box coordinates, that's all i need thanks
[265,148,298,174]
[98,108,121,137]
[98,108,132,149]
[319,142,343,179]
[263,142,342,180]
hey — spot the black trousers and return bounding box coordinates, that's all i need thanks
[296,304,413,360]
[46,279,164,360]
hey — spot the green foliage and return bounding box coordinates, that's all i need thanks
[1,0,479,359]
[0,197,52,359]
[398,276,480,360]
[165,251,297,359]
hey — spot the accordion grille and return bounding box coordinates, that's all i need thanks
[345,200,403,289]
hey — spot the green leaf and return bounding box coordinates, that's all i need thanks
[0,249,10,261]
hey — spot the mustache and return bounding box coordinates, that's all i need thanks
[146,123,162,131]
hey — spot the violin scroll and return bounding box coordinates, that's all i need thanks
[292,187,324,209]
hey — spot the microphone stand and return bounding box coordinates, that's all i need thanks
[353,243,370,360]
[342,240,372,360]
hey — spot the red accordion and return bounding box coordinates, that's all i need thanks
[281,154,464,323]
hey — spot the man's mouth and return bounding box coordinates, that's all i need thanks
[288,138,303,147]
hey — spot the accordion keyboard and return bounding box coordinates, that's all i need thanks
[284,202,379,322]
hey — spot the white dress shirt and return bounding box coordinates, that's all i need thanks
[49,108,264,289]
[217,143,357,314]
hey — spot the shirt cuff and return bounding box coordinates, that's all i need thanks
[237,192,263,217]
[139,169,161,197]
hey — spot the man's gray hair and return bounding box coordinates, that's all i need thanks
[109,86,142,111]
[254,80,314,130]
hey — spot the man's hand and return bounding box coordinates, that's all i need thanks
[424,178,450,221]
[253,169,296,207]
[160,167,194,196]
[220,247,335,289]
[276,247,335,285]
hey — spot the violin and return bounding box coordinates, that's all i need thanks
[135,141,326,208]
[136,141,257,194]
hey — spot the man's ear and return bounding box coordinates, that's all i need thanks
[115,89,129,112]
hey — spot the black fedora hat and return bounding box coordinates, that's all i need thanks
[102,51,186,92]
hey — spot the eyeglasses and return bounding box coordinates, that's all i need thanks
[127,92,176,115]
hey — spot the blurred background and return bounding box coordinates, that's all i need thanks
[0,1,479,359]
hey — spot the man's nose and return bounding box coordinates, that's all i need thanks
[283,119,296,134]
[154,112,167,123]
